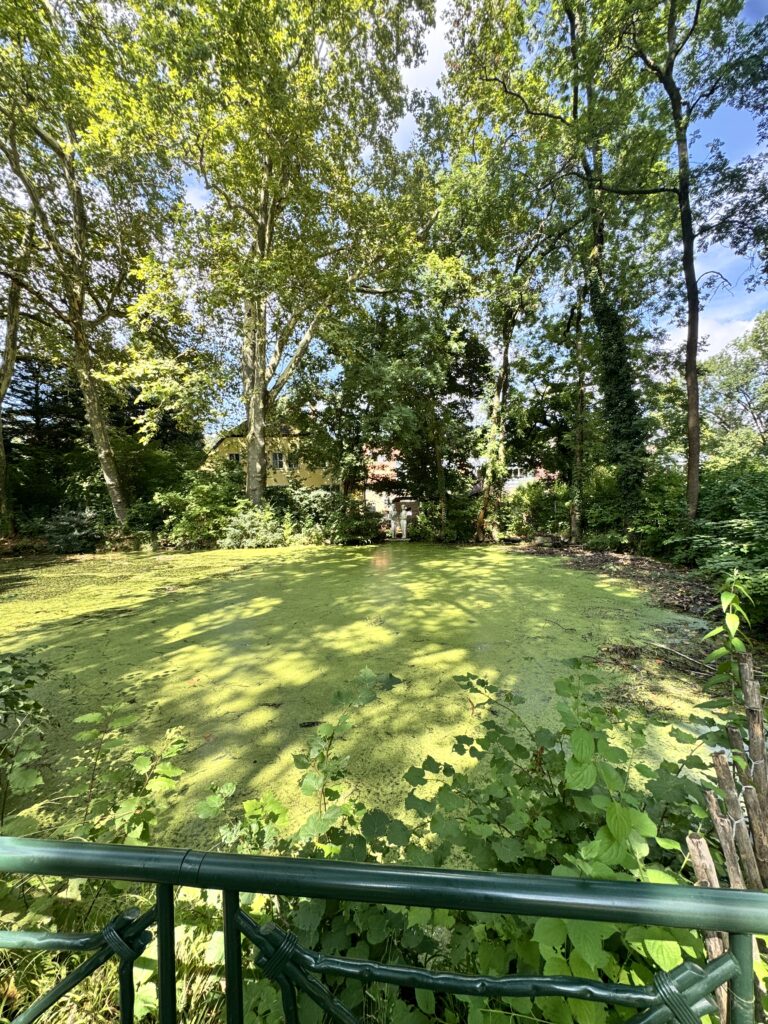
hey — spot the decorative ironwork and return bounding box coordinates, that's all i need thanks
[0,837,765,1024]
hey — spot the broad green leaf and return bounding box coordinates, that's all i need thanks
[606,804,632,842]
[570,728,594,763]
[565,760,597,791]
[533,917,568,949]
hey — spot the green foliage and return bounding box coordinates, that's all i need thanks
[277,487,384,545]
[321,496,383,546]
[500,479,570,538]
[155,477,382,550]
[409,494,479,543]
[32,509,106,554]
[701,575,753,701]
[409,666,704,883]
[0,652,49,827]
[154,461,245,549]
[218,502,286,549]
[0,637,747,1024]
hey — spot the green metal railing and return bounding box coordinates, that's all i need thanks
[0,837,766,1024]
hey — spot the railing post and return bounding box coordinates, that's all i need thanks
[156,883,177,1023]
[223,890,244,1024]
[729,933,755,1024]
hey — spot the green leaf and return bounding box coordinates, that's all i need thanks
[533,918,568,949]
[606,804,632,842]
[404,766,426,787]
[570,728,594,764]
[655,837,682,852]
[8,767,43,794]
[628,809,657,837]
[361,809,389,840]
[415,989,435,1015]
[725,612,740,636]
[300,771,324,796]
[565,760,597,791]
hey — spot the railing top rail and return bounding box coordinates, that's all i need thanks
[2,838,768,936]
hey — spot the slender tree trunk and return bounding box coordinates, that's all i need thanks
[476,314,513,542]
[0,216,35,537]
[432,415,447,542]
[663,81,700,518]
[569,307,585,544]
[0,279,22,538]
[243,298,269,504]
[71,319,129,526]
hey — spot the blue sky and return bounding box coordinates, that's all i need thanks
[397,0,768,355]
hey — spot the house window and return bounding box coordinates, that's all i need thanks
[271,452,284,470]
[227,453,241,464]
[287,454,299,471]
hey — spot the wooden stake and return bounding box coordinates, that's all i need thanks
[727,726,750,787]
[712,751,763,890]
[686,833,729,1023]
[743,785,768,889]
[705,789,746,889]
[739,654,768,817]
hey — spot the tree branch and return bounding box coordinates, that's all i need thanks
[269,304,327,399]
[479,76,572,126]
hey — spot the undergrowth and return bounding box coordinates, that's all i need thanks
[0,591,766,1023]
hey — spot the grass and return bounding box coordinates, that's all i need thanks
[0,544,701,838]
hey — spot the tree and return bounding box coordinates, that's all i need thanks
[618,0,745,517]
[700,312,768,450]
[443,0,674,537]
[0,201,34,535]
[0,0,178,525]
[137,0,432,504]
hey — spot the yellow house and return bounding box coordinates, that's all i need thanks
[206,425,334,490]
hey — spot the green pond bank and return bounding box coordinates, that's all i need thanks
[0,545,701,837]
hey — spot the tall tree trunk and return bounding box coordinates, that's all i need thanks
[569,304,585,544]
[476,314,513,542]
[664,79,700,518]
[432,414,448,542]
[243,298,269,504]
[71,320,129,526]
[1,216,35,536]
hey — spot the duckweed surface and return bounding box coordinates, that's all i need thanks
[0,545,699,836]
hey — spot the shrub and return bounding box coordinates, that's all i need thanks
[582,530,628,552]
[323,496,383,545]
[154,461,244,549]
[0,652,49,827]
[410,494,480,543]
[34,509,106,554]
[501,479,570,537]
[1,645,754,1023]
[218,502,285,548]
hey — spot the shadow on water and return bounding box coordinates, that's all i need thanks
[0,544,697,837]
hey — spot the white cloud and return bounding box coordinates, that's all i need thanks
[668,316,758,355]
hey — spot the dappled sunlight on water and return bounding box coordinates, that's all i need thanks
[0,545,698,838]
